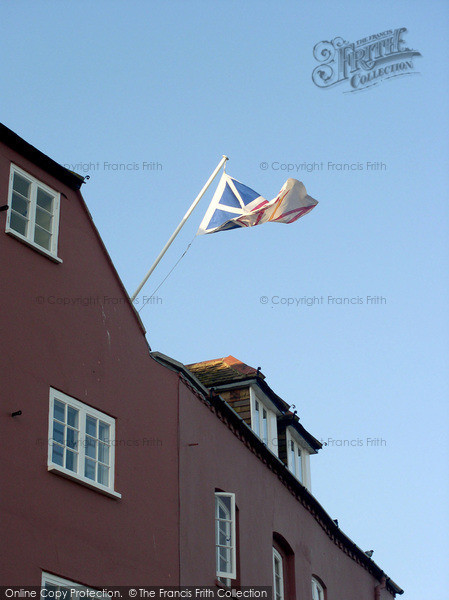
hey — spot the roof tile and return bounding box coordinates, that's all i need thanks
[186,355,265,388]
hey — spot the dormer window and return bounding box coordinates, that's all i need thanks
[250,388,279,455]
[6,164,61,260]
[286,428,311,489]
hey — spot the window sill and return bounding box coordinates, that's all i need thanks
[6,228,62,263]
[48,465,122,499]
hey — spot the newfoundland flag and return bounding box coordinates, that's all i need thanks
[197,172,318,235]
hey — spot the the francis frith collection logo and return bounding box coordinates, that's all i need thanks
[312,27,421,92]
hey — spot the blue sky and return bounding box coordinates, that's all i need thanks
[2,1,448,597]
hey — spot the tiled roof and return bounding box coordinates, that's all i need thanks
[186,355,265,388]
[188,356,322,452]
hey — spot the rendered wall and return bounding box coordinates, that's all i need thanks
[0,141,180,586]
[178,383,395,600]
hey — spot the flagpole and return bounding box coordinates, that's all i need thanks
[130,155,229,302]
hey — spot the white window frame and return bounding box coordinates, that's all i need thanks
[215,492,237,581]
[272,547,285,600]
[41,572,86,596]
[286,428,311,490]
[250,388,279,456]
[6,163,62,262]
[47,388,121,498]
[312,577,325,600]
[41,572,107,598]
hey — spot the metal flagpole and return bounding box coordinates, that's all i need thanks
[130,155,229,302]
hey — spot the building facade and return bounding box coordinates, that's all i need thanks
[0,123,402,599]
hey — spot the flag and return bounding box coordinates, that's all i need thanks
[197,172,318,235]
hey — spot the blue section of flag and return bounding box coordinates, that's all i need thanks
[218,221,242,231]
[209,208,241,230]
[219,182,242,208]
[232,179,261,206]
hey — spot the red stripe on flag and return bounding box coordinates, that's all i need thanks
[271,207,314,222]
[252,199,269,211]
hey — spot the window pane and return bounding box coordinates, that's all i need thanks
[36,188,54,212]
[52,443,64,466]
[253,400,260,436]
[35,206,53,231]
[218,521,231,546]
[10,212,28,236]
[67,406,78,427]
[53,421,65,445]
[219,547,230,572]
[219,496,231,515]
[275,574,282,598]
[275,582,282,600]
[98,464,109,486]
[99,421,110,442]
[13,173,31,198]
[289,440,296,475]
[66,449,78,472]
[86,416,97,437]
[98,442,109,464]
[54,400,65,422]
[85,458,96,480]
[34,225,52,250]
[274,556,280,577]
[66,427,78,450]
[11,192,29,216]
[44,585,57,594]
[262,409,268,444]
[297,448,303,482]
[85,436,96,459]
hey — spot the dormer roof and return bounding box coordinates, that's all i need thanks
[186,355,264,387]
[187,355,322,452]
